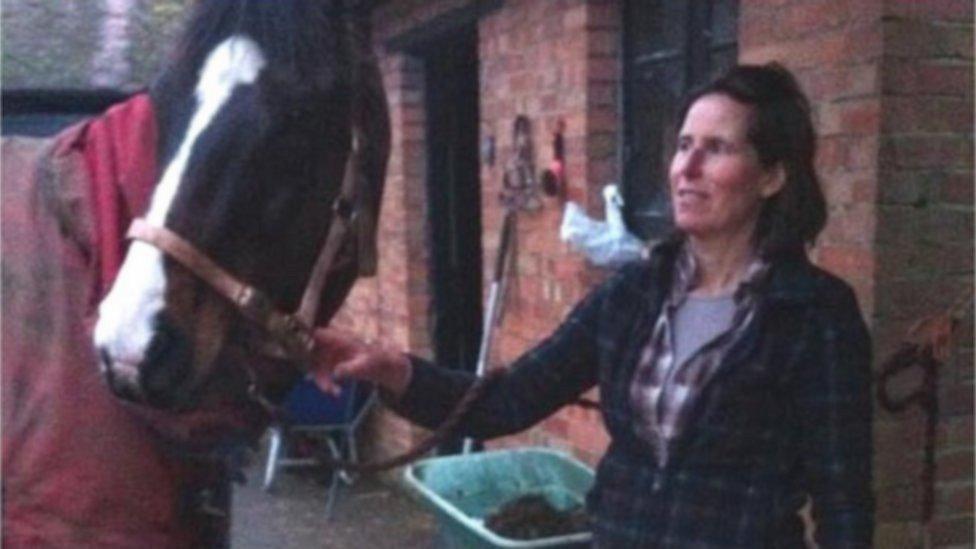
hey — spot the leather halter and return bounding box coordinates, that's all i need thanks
[126,140,360,369]
[126,8,375,370]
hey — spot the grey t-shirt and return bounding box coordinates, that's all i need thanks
[671,293,737,368]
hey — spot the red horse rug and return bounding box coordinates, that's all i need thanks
[2,95,267,548]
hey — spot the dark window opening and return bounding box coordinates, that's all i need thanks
[621,0,738,239]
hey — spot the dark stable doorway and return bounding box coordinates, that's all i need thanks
[421,29,483,454]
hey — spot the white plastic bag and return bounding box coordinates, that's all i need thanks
[560,184,646,267]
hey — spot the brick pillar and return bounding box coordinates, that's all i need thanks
[874,1,974,546]
[742,1,974,546]
[741,0,885,311]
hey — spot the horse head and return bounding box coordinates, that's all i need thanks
[93,0,389,410]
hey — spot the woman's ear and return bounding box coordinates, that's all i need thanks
[760,163,786,199]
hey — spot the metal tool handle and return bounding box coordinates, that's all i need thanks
[463,210,516,454]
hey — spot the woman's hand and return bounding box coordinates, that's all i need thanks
[310,327,413,398]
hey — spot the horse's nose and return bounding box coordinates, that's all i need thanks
[100,348,146,403]
[138,320,193,409]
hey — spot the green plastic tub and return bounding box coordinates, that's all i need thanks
[403,448,594,548]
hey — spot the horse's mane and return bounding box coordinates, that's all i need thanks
[150,0,356,164]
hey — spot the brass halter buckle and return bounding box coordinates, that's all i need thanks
[267,314,315,361]
[235,286,274,324]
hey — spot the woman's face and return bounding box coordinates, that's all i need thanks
[669,93,784,243]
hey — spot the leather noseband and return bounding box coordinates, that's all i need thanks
[126,145,359,368]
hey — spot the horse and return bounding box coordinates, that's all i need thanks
[1,1,389,546]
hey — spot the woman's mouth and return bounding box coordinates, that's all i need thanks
[676,188,709,203]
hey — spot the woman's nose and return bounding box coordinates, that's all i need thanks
[676,148,704,178]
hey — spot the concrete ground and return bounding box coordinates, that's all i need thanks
[231,456,439,548]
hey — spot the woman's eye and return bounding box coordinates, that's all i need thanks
[706,141,736,155]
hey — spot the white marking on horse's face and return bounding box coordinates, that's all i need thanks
[94,36,266,368]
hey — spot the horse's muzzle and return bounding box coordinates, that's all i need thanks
[100,349,147,403]
[98,323,194,409]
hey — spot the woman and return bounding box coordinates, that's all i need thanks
[313,63,874,547]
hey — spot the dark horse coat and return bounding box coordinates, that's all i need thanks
[2,95,270,547]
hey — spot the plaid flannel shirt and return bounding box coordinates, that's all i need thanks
[393,238,874,548]
[630,244,769,468]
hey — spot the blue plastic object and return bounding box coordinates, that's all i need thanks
[263,378,377,516]
[281,378,366,425]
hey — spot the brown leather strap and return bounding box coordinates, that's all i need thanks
[124,18,372,377]
[294,19,370,323]
[295,144,358,327]
[346,13,390,277]
[126,114,362,364]
[127,219,314,364]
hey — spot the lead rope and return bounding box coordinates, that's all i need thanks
[876,288,972,547]
[312,369,507,474]
[240,349,507,474]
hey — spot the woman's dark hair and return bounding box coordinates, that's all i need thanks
[675,62,826,258]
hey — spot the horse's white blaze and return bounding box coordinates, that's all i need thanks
[94,36,266,366]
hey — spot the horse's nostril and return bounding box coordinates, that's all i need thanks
[99,348,113,375]
[99,350,146,403]
[139,323,192,409]
[145,324,172,364]
[100,350,120,393]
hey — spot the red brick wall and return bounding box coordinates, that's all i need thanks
[336,0,974,542]
[872,1,974,546]
[738,0,974,546]
[741,0,885,316]
[476,0,619,464]
[340,0,621,466]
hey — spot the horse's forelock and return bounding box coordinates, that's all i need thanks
[152,0,354,172]
[167,0,349,87]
